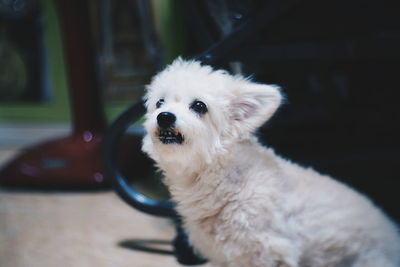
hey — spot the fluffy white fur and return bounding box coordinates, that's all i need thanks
[142,58,400,267]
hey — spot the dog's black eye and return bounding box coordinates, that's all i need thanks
[156,99,164,109]
[190,100,208,115]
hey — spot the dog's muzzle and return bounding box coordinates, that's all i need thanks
[157,112,184,144]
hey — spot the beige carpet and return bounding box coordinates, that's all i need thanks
[0,189,194,267]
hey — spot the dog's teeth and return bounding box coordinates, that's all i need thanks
[158,129,183,144]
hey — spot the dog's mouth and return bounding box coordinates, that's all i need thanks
[158,129,184,144]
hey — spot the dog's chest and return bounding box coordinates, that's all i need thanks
[176,171,248,261]
[182,194,232,263]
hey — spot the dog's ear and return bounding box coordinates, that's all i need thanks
[229,81,282,135]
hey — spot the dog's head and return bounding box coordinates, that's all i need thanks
[142,59,282,167]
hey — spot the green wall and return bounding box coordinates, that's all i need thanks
[0,0,70,123]
[0,0,185,124]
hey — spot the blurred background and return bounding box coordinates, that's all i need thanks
[0,0,399,266]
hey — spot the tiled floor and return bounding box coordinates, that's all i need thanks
[0,123,209,267]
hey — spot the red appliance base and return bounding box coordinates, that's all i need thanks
[0,132,108,190]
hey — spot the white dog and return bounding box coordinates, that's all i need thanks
[142,58,400,267]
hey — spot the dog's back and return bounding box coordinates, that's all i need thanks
[275,155,400,266]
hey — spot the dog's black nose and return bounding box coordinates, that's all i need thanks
[157,112,176,128]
